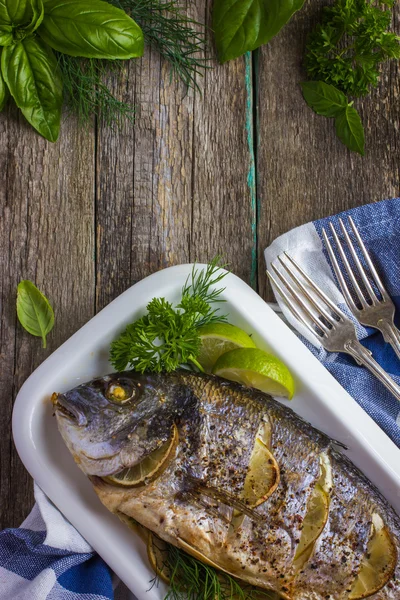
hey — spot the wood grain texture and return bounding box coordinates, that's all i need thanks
[189,2,256,286]
[0,107,95,528]
[1,0,399,530]
[95,0,254,315]
[256,2,400,301]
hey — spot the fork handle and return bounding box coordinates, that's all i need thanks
[345,339,400,403]
[378,319,400,362]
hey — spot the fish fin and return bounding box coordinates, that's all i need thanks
[187,476,264,524]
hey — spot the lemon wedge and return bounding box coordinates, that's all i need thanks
[104,423,178,487]
[294,454,331,568]
[241,437,280,508]
[349,513,397,599]
[294,484,329,563]
[147,532,171,583]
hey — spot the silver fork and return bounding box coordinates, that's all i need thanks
[322,216,400,361]
[267,252,400,403]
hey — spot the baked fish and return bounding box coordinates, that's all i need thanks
[53,370,400,600]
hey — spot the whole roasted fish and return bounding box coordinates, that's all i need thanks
[53,371,400,600]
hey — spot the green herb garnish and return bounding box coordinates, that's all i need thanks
[115,0,208,90]
[304,0,400,98]
[0,0,143,141]
[0,0,207,139]
[160,543,277,600]
[110,258,228,373]
[16,280,55,348]
[57,54,136,128]
[302,0,400,154]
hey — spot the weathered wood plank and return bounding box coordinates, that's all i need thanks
[96,0,255,314]
[188,3,256,286]
[95,48,196,313]
[0,108,95,528]
[256,2,400,301]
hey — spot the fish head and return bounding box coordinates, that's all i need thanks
[53,371,186,477]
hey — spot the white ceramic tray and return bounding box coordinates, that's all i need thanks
[13,264,400,600]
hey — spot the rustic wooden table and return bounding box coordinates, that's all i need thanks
[0,2,399,529]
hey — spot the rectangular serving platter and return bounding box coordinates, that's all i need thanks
[12,264,400,600]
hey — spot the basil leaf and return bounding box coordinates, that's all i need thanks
[0,0,31,25]
[0,27,13,46]
[0,0,44,33]
[23,0,45,36]
[213,0,306,63]
[16,280,54,348]
[335,105,365,155]
[301,81,348,117]
[1,37,63,141]
[38,0,144,59]
[0,55,8,110]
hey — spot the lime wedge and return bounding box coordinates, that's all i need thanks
[212,348,295,399]
[197,323,256,372]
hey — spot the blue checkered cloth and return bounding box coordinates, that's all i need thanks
[1,198,399,599]
[265,196,400,447]
[0,485,132,599]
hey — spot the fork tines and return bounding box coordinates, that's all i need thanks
[267,252,346,341]
[322,216,389,312]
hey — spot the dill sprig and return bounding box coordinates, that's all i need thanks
[57,54,135,128]
[114,0,208,89]
[159,544,278,600]
[59,0,207,125]
[110,257,228,373]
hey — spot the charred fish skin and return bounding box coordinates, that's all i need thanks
[54,370,400,600]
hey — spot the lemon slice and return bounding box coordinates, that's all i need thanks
[212,348,295,399]
[294,484,329,563]
[293,454,331,568]
[147,532,171,583]
[197,323,256,372]
[349,513,397,599]
[241,437,280,508]
[104,423,178,487]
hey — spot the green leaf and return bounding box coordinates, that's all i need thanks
[16,280,55,348]
[301,81,348,117]
[0,53,8,110]
[1,36,63,141]
[38,0,144,59]
[213,0,306,63]
[335,105,365,155]
[0,27,13,46]
[0,0,44,43]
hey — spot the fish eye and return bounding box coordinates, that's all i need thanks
[106,381,136,404]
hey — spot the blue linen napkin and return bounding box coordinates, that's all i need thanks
[1,197,399,599]
[265,196,400,447]
[0,486,133,599]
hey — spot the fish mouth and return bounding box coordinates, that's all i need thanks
[53,392,88,426]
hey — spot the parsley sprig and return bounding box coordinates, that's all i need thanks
[305,0,400,97]
[302,0,400,154]
[110,258,228,373]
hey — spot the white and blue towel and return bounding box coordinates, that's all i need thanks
[265,196,400,447]
[1,197,399,599]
